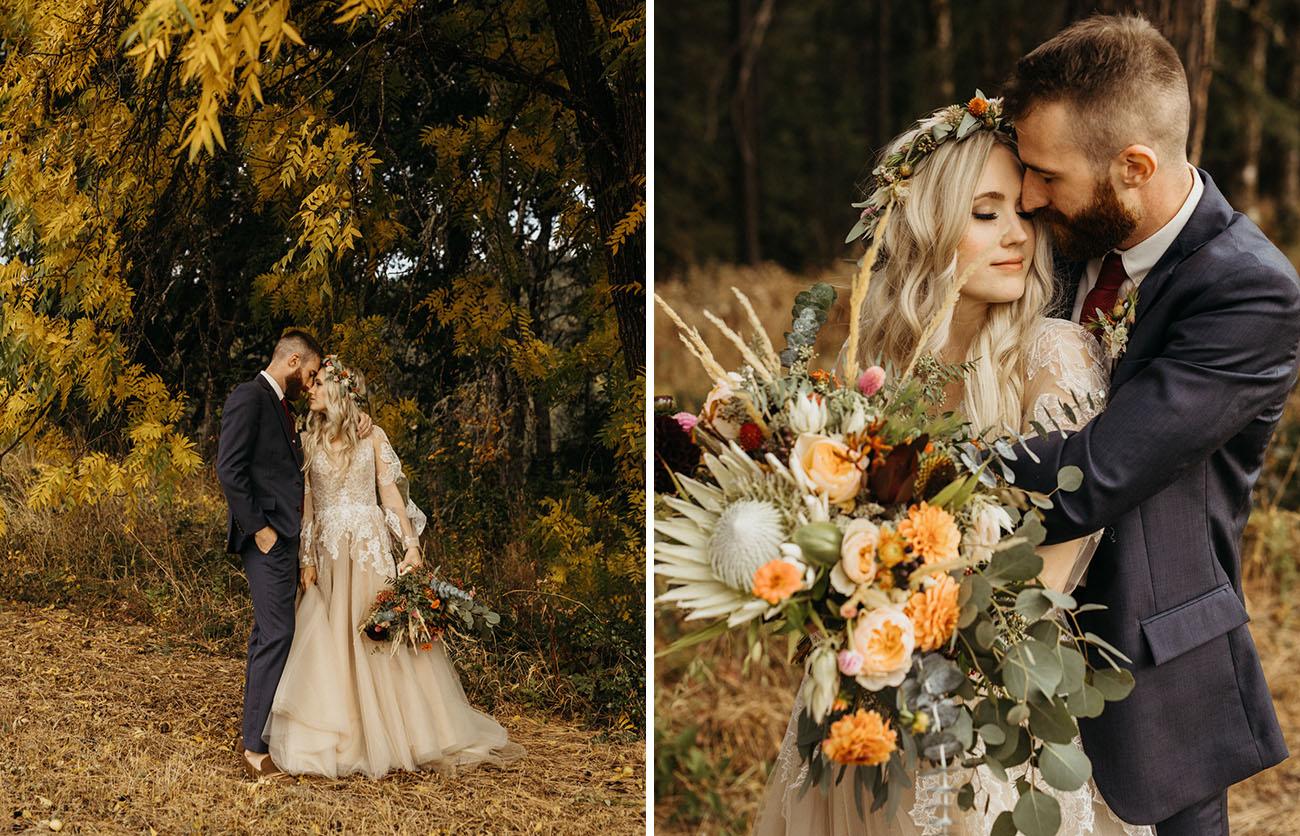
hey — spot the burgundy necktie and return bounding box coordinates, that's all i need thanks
[1080,252,1128,334]
[281,397,294,430]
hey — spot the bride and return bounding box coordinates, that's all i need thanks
[753,102,1149,834]
[264,355,524,778]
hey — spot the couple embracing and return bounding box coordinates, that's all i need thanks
[756,15,1297,836]
[216,329,523,781]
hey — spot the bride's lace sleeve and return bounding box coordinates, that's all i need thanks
[1022,319,1109,434]
[372,427,427,550]
[299,471,317,568]
[1022,320,1110,595]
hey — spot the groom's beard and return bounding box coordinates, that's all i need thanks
[1037,176,1139,262]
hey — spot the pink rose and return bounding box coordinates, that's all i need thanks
[837,649,864,676]
[857,366,886,397]
[673,412,698,434]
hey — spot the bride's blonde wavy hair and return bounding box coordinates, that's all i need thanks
[852,126,1057,434]
[302,357,368,475]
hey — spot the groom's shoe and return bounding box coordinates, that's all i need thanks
[241,750,291,783]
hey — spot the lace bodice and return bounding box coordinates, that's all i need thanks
[1022,318,1109,433]
[299,428,427,578]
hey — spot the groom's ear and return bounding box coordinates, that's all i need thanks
[1113,145,1158,190]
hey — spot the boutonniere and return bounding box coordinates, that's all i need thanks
[1085,285,1139,361]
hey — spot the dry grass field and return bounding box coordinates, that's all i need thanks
[0,601,645,835]
[653,264,1300,833]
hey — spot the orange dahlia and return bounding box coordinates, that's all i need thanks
[752,559,803,604]
[898,502,961,566]
[967,97,989,117]
[822,709,897,766]
[905,573,961,651]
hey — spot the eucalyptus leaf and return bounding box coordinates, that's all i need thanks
[987,547,1043,584]
[978,723,1006,746]
[1056,465,1083,492]
[1041,588,1077,610]
[1056,646,1086,697]
[1013,788,1062,836]
[1066,683,1106,718]
[958,782,976,811]
[1015,588,1052,622]
[1084,632,1134,665]
[1006,703,1030,725]
[1027,693,1078,744]
[1092,667,1136,701]
[1016,514,1047,547]
[992,808,1019,836]
[1040,740,1092,792]
[1029,492,1055,510]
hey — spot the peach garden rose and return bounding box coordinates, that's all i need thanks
[791,433,862,510]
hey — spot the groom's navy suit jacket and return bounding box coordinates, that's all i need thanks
[216,374,305,554]
[1014,171,1297,823]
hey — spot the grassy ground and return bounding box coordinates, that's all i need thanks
[0,600,645,835]
[653,265,1300,832]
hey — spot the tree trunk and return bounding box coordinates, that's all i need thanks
[932,0,954,102]
[1239,0,1268,219]
[875,0,893,152]
[1281,8,1300,241]
[731,0,774,265]
[545,0,646,377]
[1062,0,1219,164]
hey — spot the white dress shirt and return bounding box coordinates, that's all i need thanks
[1070,166,1205,323]
[260,369,286,401]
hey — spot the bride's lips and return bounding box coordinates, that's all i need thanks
[990,257,1024,270]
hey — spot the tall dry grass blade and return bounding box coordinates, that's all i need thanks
[844,202,895,383]
[702,310,774,383]
[729,287,782,376]
[655,293,731,384]
[900,240,1001,381]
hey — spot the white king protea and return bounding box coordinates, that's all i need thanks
[655,442,801,626]
[709,500,785,590]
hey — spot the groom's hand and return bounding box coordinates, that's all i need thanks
[357,411,374,439]
[255,526,279,554]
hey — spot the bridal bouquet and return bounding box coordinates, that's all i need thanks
[654,285,1135,835]
[361,570,501,653]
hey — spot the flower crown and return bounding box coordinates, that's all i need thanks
[320,355,364,406]
[845,90,1007,246]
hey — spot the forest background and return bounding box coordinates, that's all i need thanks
[0,0,646,748]
[654,0,1300,832]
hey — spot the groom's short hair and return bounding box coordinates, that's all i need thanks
[273,329,323,363]
[1003,14,1190,167]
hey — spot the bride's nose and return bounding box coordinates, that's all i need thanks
[1002,214,1030,247]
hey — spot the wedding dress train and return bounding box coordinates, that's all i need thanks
[264,428,524,778]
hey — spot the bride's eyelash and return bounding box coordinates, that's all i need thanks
[973,212,997,221]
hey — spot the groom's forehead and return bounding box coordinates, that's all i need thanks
[1014,104,1078,168]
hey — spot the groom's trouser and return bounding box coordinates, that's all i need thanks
[241,535,299,755]
[1154,789,1228,836]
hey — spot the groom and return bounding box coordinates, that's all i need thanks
[216,329,321,780]
[1003,15,1298,834]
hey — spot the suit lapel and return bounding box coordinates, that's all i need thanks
[1100,170,1235,390]
[1131,169,1234,323]
[256,374,302,466]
